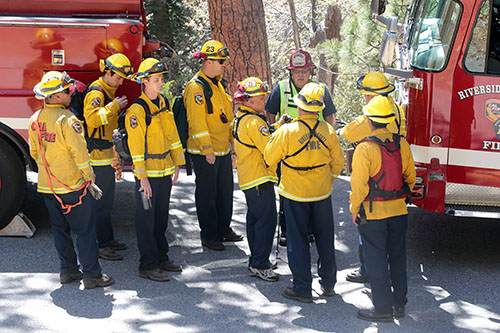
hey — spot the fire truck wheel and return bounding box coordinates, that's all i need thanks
[0,139,26,230]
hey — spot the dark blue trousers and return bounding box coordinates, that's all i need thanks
[93,165,115,248]
[43,189,101,279]
[243,182,277,269]
[283,196,337,297]
[191,153,234,241]
[358,214,408,314]
[134,176,172,271]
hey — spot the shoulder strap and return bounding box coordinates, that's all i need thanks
[86,85,112,104]
[394,104,402,135]
[133,98,152,126]
[194,77,214,114]
[233,110,258,149]
[284,120,328,159]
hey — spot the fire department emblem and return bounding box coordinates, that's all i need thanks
[485,98,500,139]
[194,93,204,105]
[72,122,83,134]
[259,124,269,136]
[91,97,102,107]
[129,116,138,129]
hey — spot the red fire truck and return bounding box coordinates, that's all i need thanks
[0,0,158,228]
[374,0,500,218]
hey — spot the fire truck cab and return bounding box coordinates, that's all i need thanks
[0,0,157,228]
[374,0,500,218]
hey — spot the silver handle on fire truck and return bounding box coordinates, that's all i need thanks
[0,20,109,29]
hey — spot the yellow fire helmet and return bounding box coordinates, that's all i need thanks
[357,72,395,96]
[30,28,64,49]
[99,53,134,79]
[134,58,167,83]
[362,95,396,124]
[233,77,270,101]
[194,40,230,60]
[33,71,74,100]
[293,82,325,113]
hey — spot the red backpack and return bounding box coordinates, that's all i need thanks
[359,134,410,212]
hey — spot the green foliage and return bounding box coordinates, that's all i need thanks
[144,0,210,96]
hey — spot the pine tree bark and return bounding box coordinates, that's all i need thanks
[207,0,272,93]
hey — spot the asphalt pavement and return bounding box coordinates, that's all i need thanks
[1,170,499,332]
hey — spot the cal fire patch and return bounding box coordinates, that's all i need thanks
[72,122,83,134]
[91,97,102,107]
[130,116,138,129]
[259,125,270,136]
[194,93,204,105]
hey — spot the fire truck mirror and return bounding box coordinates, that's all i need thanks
[370,0,386,15]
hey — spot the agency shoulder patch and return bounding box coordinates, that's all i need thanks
[72,122,83,134]
[91,97,102,107]
[129,116,138,129]
[259,124,270,136]
[194,92,204,105]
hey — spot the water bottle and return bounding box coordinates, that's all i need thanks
[112,129,121,144]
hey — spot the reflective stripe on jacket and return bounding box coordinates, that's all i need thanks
[125,93,185,179]
[234,105,278,190]
[83,77,121,166]
[184,70,233,156]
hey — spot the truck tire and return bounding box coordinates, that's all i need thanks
[0,139,26,230]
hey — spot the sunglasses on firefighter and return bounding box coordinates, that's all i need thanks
[215,59,226,65]
[40,71,74,93]
[297,93,323,106]
[104,58,134,77]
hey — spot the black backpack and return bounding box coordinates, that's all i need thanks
[113,95,170,162]
[68,81,113,153]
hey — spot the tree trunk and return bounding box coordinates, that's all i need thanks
[207,0,272,94]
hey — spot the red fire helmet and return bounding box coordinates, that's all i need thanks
[287,49,316,70]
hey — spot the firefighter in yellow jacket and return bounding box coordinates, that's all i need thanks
[341,72,406,143]
[29,71,114,289]
[350,96,416,322]
[233,77,287,282]
[83,53,132,261]
[184,40,242,251]
[341,71,407,284]
[126,58,185,282]
[264,83,344,303]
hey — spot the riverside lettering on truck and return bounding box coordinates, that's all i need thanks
[371,0,500,218]
[0,0,159,229]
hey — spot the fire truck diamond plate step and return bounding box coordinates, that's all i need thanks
[445,183,500,207]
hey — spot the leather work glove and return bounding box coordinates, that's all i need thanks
[111,148,122,180]
[88,183,103,200]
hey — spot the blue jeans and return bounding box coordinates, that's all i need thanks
[134,176,172,271]
[243,182,277,269]
[93,165,116,248]
[191,153,234,241]
[358,214,408,314]
[43,189,101,278]
[283,196,337,297]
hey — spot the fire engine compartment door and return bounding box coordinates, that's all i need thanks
[447,0,500,204]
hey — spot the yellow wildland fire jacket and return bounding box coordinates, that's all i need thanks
[125,93,185,179]
[29,104,94,194]
[264,114,344,202]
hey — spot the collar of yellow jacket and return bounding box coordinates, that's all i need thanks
[370,128,392,136]
[98,77,118,95]
[139,92,165,111]
[293,114,319,122]
[44,103,66,109]
[198,69,222,83]
[239,105,260,114]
